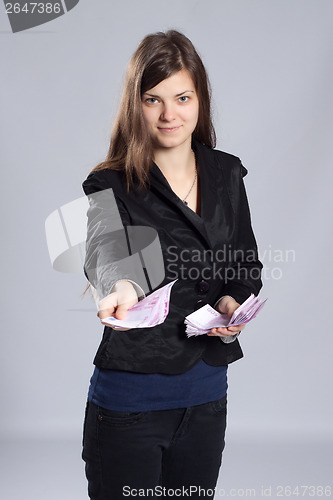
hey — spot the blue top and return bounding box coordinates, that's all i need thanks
[88,359,228,412]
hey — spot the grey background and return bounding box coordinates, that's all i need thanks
[1,0,332,498]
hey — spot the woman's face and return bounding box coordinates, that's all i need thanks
[141,69,199,151]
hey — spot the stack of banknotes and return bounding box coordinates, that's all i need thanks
[101,280,267,335]
[101,280,178,329]
[184,294,267,337]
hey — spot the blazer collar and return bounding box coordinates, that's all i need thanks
[148,140,218,249]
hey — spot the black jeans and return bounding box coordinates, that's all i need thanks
[82,395,227,500]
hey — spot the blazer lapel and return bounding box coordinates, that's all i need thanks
[193,139,219,225]
[148,141,218,249]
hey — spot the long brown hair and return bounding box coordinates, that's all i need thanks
[91,29,216,191]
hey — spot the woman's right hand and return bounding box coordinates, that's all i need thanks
[97,280,138,331]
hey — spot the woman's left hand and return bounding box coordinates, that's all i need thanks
[207,295,246,338]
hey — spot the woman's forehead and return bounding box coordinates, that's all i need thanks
[143,69,195,96]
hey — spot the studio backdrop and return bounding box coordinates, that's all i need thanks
[1,0,332,498]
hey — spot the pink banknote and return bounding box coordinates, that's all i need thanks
[185,294,267,337]
[101,280,178,329]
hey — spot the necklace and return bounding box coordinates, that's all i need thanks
[182,152,197,206]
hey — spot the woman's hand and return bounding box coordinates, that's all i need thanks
[97,280,138,331]
[207,295,245,338]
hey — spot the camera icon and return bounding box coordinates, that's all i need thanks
[45,188,165,299]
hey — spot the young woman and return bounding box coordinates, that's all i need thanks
[82,30,262,499]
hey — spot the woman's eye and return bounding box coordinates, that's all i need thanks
[178,96,189,103]
[146,98,158,104]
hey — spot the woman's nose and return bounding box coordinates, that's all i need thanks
[160,103,176,121]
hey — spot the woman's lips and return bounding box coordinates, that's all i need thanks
[158,126,181,133]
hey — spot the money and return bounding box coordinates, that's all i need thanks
[101,282,267,336]
[101,279,178,329]
[184,294,267,337]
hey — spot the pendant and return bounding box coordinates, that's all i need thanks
[183,200,188,205]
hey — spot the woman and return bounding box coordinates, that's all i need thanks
[82,30,262,499]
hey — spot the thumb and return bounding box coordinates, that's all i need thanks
[225,303,237,317]
[220,298,240,317]
[114,303,130,321]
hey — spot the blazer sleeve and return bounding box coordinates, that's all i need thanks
[82,171,147,302]
[220,158,263,304]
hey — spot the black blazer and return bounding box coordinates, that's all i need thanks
[82,139,263,374]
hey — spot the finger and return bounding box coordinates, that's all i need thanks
[207,328,231,337]
[227,324,245,333]
[98,308,115,320]
[114,301,136,320]
[100,316,129,330]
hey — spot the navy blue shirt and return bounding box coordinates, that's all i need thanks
[88,359,228,412]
